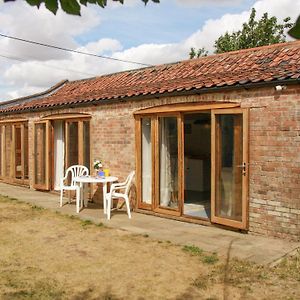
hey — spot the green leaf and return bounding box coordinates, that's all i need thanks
[80,0,88,6]
[45,0,58,14]
[59,0,81,15]
[25,0,43,8]
[96,0,107,8]
[288,16,300,39]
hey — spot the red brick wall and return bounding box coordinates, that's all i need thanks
[1,84,299,241]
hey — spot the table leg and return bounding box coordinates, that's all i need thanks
[103,182,107,214]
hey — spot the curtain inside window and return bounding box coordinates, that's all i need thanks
[142,118,152,204]
[54,121,65,190]
[159,117,178,208]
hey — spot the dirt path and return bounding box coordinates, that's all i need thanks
[0,195,299,300]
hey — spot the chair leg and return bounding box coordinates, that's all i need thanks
[107,195,111,220]
[76,188,80,213]
[68,191,71,204]
[60,189,63,207]
[124,195,131,219]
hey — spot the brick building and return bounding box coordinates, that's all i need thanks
[0,41,299,241]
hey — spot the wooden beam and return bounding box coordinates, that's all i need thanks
[0,119,28,124]
[11,124,15,179]
[41,113,91,121]
[0,126,3,177]
[21,124,25,181]
[78,121,84,165]
[135,117,142,209]
[134,102,239,115]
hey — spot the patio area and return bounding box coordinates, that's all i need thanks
[0,182,299,265]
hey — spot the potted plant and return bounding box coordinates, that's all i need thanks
[93,160,104,177]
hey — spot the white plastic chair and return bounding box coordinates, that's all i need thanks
[60,165,89,213]
[105,171,135,220]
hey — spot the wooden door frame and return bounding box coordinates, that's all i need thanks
[135,103,243,219]
[50,118,90,190]
[152,113,182,216]
[0,122,29,185]
[0,125,3,178]
[33,120,51,190]
[135,115,155,211]
[211,108,249,229]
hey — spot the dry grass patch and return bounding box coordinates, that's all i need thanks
[0,195,299,300]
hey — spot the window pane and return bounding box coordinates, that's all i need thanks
[24,124,29,179]
[83,121,90,170]
[34,124,47,185]
[141,118,152,204]
[5,125,12,178]
[67,122,78,167]
[215,114,243,221]
[15,126,22,179]
[0,126,2,177]
[159,117,178,209]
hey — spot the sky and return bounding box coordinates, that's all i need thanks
[0,0,299,101]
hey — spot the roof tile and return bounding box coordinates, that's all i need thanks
[1,41,300,114]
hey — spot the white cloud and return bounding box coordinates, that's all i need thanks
[0,1,101,61]
[0,0,299,101]
[175,0,243,7]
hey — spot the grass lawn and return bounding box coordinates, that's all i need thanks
[0,195,299,300]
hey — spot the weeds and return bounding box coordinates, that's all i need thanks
[31,205,44,211]
[81,219,93,229]
[202,253,219,265]
[182,245,203,256]
[2,278,65,300]
[192,275,208,290]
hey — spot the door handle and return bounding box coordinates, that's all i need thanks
[236,162,247,176]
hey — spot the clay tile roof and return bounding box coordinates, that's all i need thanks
[1,41,300,114]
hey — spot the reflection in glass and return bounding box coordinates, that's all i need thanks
[216,114,243,221]
[34,124,46,185]
[5,125,12,178]
[24,124,29,179]
[159,117,178,209]
[141,118,152,204]
[15,126,22,179]
[67,122,79,168]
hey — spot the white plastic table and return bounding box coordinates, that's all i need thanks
[74,175,118,214]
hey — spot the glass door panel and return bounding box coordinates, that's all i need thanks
[34,121,50,190]
[141,117,152,205]
[0,126,2,178]
[211,109,248,229]
[5,125,12,178]
[66,121,79,168]
[158,116,180,211]
[83,121,90,169]
[14,126,22,179]
[24,123,29,180]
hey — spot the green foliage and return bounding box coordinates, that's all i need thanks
[189,47,208,59]
[182,245,203,256]
[201,253,219,265]
[4,0,159,16]
[214,8,293,53]
[288,16,300,39]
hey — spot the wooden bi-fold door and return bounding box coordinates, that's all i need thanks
[33,120,51,190]
[211,108,249,229]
